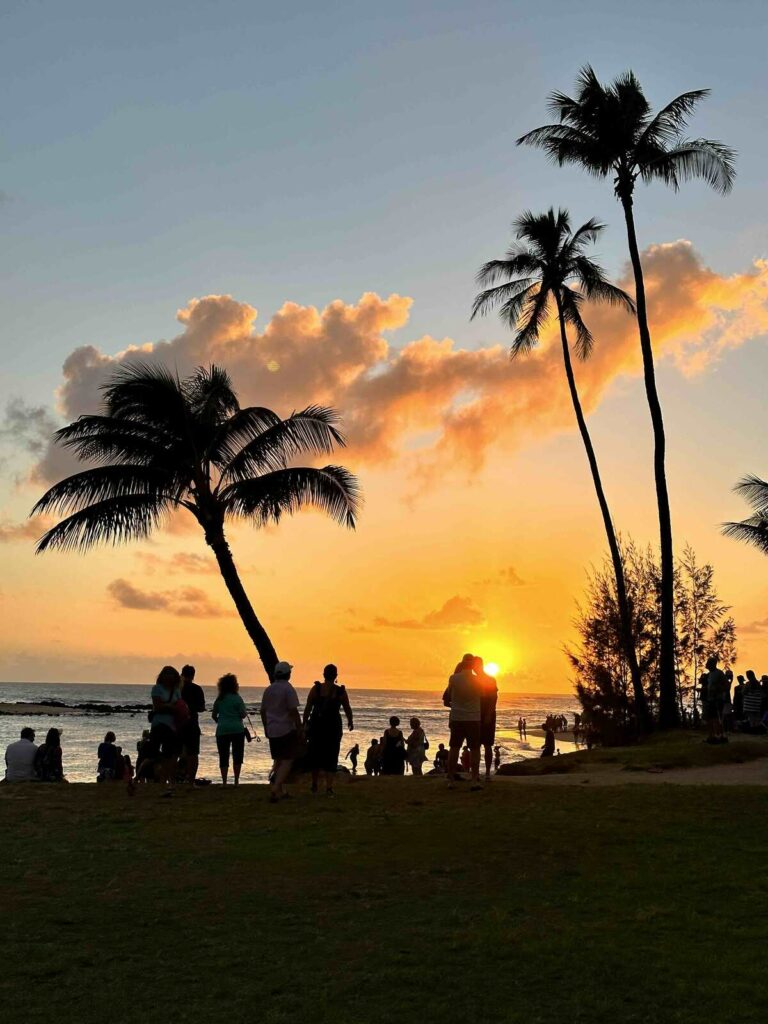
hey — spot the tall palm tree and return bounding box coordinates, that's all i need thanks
[31,362,360,680]
[723,476,768,553]
[472,208,650,730]
[518,67,736,729]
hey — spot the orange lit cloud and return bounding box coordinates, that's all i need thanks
[374,595,485,631]
[107,578,231,618]
[30,241,768,488]
[0,516,54,543]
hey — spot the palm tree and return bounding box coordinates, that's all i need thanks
[518,67,735,729]
[472,208,650,730]
[723,476,768,553]
[31,362,360,680]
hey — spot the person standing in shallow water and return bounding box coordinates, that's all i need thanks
[346,743,360,774]
[212,673,247,785]
[304,664,354,795]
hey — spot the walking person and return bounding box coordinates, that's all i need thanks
[475,656,498,780]
[149,666,183,784]
[380,717,406,775]
[303,664,353,795]
[260,661,303,802]
[345,743,360,775]
[443,653,482,788]
[180,664,206,782]
[212,673,247,785]
[405,717,428,776]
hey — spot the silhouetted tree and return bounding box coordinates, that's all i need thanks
[519,67,736,729]
[571,539,736,732]
[472,208,650,731]
[723,475,768,553]
[31,363,360,679]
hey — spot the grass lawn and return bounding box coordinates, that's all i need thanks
[2,777,767,1024]
[501,729,768,775]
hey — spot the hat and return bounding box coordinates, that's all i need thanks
[274,661,293,677]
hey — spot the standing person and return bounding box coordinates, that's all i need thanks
[744,671,763,729]
[180,664,206,782]
[406,717,428,776]
[345,743,360,775]
[443,653,482,788]
[705,656,727,744]
[4,727,37,783]
[475,656,498,780]
[149,666,182,784]
[380,716,406,775]
[733,675,746,723]
[522,718,527,739]
[722,669,734,732]
[303,664,353,795]
[212,673,247,786]
[364,738,381,776]
[97,731,119,782]
[34,728,65,781]
[260,661,302,802]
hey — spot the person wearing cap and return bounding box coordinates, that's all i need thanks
[260,661,303,802]
[442,653,483,788]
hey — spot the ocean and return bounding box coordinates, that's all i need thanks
[0,682,579,783]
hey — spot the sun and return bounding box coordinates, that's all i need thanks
[485,661,500,677]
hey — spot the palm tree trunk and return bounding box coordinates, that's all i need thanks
[620,196,679,729]
[206,527,279,681]
[555,297,651,732]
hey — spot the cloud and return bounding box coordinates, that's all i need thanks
[107,578,230,618]
[136,551,218,576]
[740,617,768,636]
[374,595,485,631]
[28,241,768,488]
[1,399,58,459]
[478,565,526,587]
[0,516,54,544]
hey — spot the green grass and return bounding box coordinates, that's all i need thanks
[2,778,768,1024]
[500,730,768,775]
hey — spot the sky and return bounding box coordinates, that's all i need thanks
[1,0,768,692]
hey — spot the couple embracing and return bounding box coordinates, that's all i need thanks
[442,653,498,787]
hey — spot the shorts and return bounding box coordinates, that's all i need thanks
[449,721,482,751]
[268,730,299,761]
[181,722,201,756]
[149,723,180,759]
[704,699,723,722]
[216,733,245,769]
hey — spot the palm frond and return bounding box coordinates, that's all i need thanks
[101,360,188,428]
[471,279,536,320]
[512,286,551,356]
[219,407,348,483]
[54,415,177,466]
[220,465,361,529]
[34,494,174,553]
[560,288,594,359]
[475,253,539,286]
[733,475,768,514]
[644,138,736,194]
[637,89,711,147]
[187,365,240,427]
[573,258,636,313]
[206,406,283,466]
[722,517,768,555]
[31,466,181,518]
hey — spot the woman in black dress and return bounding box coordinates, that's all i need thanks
[380,716,406,775]
[303,663,353,795]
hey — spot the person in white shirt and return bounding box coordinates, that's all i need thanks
[260,661,303,802]
[4,727,38,782]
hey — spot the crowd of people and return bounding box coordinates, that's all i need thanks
[699,658,768,742]
[2,652,539,793]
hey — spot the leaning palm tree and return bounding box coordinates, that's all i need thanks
[518,67,736,729]
[472,208,650,730]
[723,476,768,554]
[31,362,360,680]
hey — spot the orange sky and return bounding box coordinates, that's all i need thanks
[2,239,768,692]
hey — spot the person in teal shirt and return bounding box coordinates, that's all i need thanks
[211,673,247,785]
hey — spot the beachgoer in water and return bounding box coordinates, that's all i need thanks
[380,717,406,775]
[443,653,482,787]
[345,743,360,774]
[260,661,303,802]
[406,717,428,776]
[4,727,37,783]
[521,718,527,739]
[180,664,206,782]
[304,664,354,795]
[365,738,382,775]
[212,673,247,785]
[433,743,448,773]
[34,728,65,781]
[475,656,498,780]
[541,727,555,758]
[149,666,183,784]
[97,731,119,782]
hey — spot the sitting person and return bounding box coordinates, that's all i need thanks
[541,727,555,758]
[433,742,449,773]
[97,731,119,781]
[4,727,38,783]
[34,728,65,782]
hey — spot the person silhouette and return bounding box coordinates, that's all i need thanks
[346,743,360,774]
